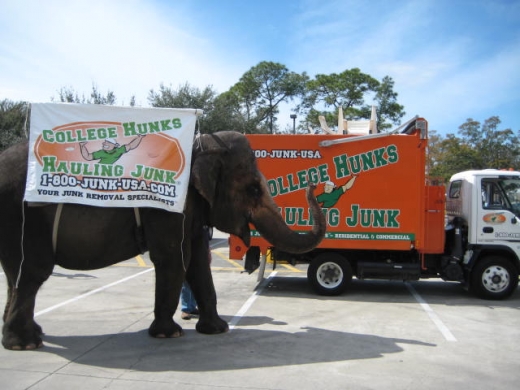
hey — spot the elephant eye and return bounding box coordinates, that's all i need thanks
[247,183,262,200]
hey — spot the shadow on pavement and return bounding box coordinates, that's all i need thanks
[39,320,435,372]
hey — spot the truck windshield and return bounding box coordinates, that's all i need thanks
[482,177,520,217]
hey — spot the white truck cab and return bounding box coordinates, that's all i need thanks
[446,169,520,298]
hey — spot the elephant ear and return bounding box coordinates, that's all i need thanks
[191,151,224,207]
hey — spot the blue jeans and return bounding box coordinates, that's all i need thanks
[181,281,197,312]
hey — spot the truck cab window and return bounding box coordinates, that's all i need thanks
[482,181,505,209]
[449,181,461,198]
[482,177,520,217]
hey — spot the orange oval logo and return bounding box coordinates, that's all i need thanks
[483,213,507,224]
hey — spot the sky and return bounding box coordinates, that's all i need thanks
[0,0,519,136]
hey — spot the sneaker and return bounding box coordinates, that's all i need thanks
[190,308,200,316]
[181,311,191,320]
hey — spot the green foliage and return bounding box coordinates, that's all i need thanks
[204,90,246,133]
[300,68,405,132]
[374,76,406,131]
[55,84,117,105]
[428,117,520,182]
[148,82,218,134]
[230,61,308,133]
[0,99,29,152]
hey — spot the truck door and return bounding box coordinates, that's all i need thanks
[477,177,520,244]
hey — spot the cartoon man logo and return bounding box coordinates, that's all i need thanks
[79,134,145,164]
[316,176,357,208]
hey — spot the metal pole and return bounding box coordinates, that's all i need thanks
[290,114,297,134]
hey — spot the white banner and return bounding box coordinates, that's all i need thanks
[25,103,199,213]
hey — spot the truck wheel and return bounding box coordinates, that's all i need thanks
[307,253,352,296]
[471,256,519,300]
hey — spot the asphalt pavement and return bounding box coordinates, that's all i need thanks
[1,230,519,390]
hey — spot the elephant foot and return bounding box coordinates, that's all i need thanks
[148,318,184,339]
[196,316,229,334]
[9,341,44,351]
[2,324,44,351]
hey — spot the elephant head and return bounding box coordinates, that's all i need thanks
[191,131,325,253]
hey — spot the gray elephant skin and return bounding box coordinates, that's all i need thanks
[0,131,326,350]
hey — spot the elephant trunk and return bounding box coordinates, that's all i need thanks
[250,184,326,254]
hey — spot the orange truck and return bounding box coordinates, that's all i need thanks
[229,116,520,300]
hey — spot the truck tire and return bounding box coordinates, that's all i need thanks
[470,256,519,300]
[307,253,352,296]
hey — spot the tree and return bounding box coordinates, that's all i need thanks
[428,133,480,181]
[428,116,520,182]
[373,76,405,131]
[230,61,308,133]
[204,90,245,133]
[300,68,404,132]
[55,84,117,105]
[458,116,520,169]
[148,82,217,134]
[0,99,29,152]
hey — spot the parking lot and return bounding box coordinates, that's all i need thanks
[1,231,519,390]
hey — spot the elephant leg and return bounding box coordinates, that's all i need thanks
[148,260,185,339]
[2,276,47,350]
[187,232,228,334]
[147,239,186,337]
[141,209,185,338]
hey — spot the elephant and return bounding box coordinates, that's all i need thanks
[0,131,326,350]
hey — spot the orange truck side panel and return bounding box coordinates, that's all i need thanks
[229,122,446,260]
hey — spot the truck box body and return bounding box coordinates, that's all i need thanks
[230,119,445,257]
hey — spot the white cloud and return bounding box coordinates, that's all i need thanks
[0,0,248,105]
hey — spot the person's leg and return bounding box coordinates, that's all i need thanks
[181,281,198,319]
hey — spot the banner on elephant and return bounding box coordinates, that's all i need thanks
[24,103,200,213]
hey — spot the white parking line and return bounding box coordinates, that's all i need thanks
[35,268,154,317]
[405,282,457,342]
[228,271,278,332]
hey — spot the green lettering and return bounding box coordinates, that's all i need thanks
[346,204,359,227]
[123,122,137,136]
[373,209,386,227]
[149,121,160,133]
[107,127,118,138]
[296,208,308,225]
[333,154,350,178]
[42,156,57,173]
[160,119,172,130]
[172,118,182,129]
[276,177,289,194]
[387,145,398,163]
[287,173,299,191]
[307,167,318,184]
[386,209,400,227]
[42,130,54,142]
[374,147,388,167]
[349,155,362,174]
[285,208,297,225]
[297,170,308,188]
[97,128,107,139]
[56,160,70,174]
[87,128,96,140]
[267,179,278,197]
[361,151,375,170]
[328,208,340,227]
[318,164,330,182]
[360,209,372,228]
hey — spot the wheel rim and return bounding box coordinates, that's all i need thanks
[481,265,510,293]
[316,261,343,289]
